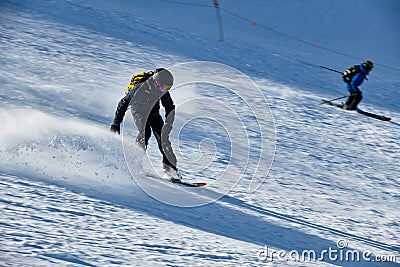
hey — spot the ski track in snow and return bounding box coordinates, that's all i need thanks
[1,0,399,266]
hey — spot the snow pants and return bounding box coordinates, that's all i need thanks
[132,112,177,170]
[345,91,363,110]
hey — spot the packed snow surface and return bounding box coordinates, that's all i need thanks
[1,0,399,266]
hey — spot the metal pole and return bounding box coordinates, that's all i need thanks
[213,0,224,41]
[321,96,347,104]
[319,65,343,74]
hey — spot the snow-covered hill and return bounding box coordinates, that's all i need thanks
[1,0,399,266]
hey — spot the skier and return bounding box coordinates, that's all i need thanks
[110,68,180,179]
[343,60,374,110]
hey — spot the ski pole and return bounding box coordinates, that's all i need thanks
[328,95,347,102]
[319,66,343,74]
[321,95,347,104]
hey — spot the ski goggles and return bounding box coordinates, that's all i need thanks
[154,80,172,92]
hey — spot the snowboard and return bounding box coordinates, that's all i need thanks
[146,173,207,187]
[170,178,207,187]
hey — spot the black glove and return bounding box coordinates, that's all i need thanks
[162,123,173,136]
[110,123,120,135]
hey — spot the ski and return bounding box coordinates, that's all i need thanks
[356,109,391,121]
[322,99,391,121]
[321,99,344,109]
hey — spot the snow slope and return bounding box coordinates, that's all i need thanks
[1,0,399,266]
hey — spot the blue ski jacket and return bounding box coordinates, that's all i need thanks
[345,63,369,93]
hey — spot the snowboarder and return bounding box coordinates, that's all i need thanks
[342,60,374,110]
[110,68,180,178]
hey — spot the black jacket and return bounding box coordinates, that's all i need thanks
[113,79,175,125]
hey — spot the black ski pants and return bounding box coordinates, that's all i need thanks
[133,112,177,170]
[345,91,363,110]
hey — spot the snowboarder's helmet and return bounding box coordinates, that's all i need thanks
[153,68,174,91]
[362,60,374,72]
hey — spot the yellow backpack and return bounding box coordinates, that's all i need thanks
[124,71,154,94]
